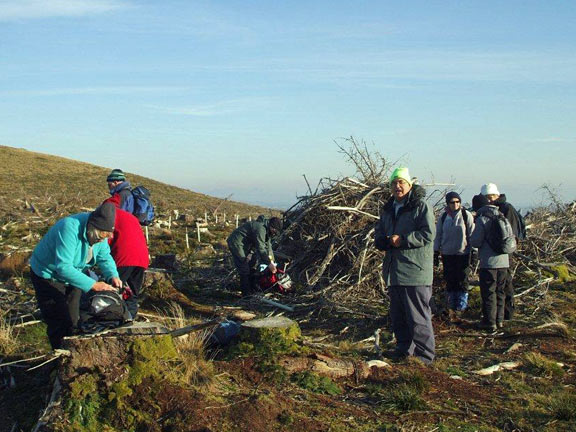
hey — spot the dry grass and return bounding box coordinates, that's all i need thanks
[158,302,216,389]
[523,352,565,378]
[0,310,18,356]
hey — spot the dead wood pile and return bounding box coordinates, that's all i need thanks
[277,143,391,308]
[516,200,576,278]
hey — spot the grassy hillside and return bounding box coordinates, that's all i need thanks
[0,145,276,219]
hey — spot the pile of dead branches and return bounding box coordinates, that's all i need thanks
[276,139,392,307]
[516,200,576,278]
[278,176,388,304]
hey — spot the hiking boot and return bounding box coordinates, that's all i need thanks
[383,349,408,362]
[477,321,497,333]
[496,321,504,329]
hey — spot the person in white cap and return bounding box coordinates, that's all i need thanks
[375,167,436,364]
[480,183,524,321]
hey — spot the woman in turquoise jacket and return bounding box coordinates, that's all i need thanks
[30,203,121,349]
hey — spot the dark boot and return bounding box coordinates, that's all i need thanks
[240,275,252,296]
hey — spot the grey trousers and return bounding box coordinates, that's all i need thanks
[388,285,436,363]
[479,268,508,325]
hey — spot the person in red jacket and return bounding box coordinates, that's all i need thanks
[109,208,149,318]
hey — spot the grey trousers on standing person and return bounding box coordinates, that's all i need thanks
[388,285,436,364]
[479,268,508,325]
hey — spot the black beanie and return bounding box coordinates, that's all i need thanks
[88,202,116,232]
[472,194,490,212]
[445,191,462,203]
[268,217,282,232]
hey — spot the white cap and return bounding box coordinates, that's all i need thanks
[481,183,500,196]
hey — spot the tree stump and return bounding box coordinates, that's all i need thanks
[240,316,301,353]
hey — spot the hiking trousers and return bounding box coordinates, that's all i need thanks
[388,285,436,364]
[442,254,470,292]
[479,268,508,326]
[31,271,82,350]
[504,258,515,320]
[442,254,471,311]
[117,266,145,318]
[229,246,259,294]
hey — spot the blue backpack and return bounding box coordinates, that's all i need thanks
[131,186,155,226]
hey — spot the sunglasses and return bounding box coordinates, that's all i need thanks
[448,200,460,204]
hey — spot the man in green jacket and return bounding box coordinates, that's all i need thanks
[227,216,283,295]
[374,167,436,364]
[30,203,121,349]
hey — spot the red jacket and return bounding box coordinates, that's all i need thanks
[109,208,149,268]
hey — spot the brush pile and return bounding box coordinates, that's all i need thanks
[515,199,576,278]
[276,139,394,307]
[278,176,388,304]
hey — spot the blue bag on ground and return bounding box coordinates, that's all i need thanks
[209,320,241,346]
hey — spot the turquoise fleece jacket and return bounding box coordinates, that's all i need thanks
[30,213,119,292]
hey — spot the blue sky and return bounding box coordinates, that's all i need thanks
[1,0,575,209]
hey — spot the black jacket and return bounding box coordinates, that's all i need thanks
[493,194,523,239]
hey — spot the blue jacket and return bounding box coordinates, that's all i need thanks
[30,213,119,292]
[109,181,134,213]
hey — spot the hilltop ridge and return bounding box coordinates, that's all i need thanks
[0,145,275,218]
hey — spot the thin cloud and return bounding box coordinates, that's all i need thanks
[0,0,129,21]
[214,50,576,84]
[148,98,271,117]
[524,137,573,144]
[0,86,189,97]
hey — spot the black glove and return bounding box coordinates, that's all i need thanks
[434,252,440,268]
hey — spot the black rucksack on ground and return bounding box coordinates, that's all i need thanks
[80,291,133,333]
[132,186,155,226]
[484,212,517,254]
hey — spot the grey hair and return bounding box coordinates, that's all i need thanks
[87,224,111,245]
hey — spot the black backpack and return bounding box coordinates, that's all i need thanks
[132,186,155,226]
[80,291,133,333]
[484,212,517,254]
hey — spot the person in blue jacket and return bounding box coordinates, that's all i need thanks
[106,168,134,213]
[30,202,121,349]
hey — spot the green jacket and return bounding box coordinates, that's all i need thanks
[374,185,436,286]
[227,218,273,264]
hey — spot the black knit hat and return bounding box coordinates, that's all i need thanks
[268,217,282,232]
[106,169,126,182]
[472,194,490,212]
[445,191,462,204]
[88,202,116,232]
